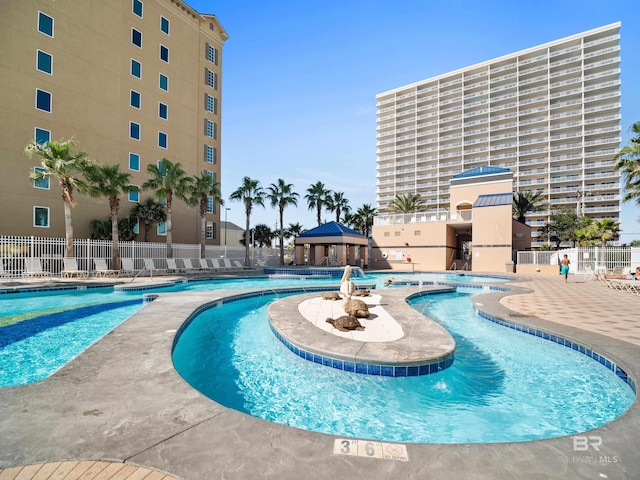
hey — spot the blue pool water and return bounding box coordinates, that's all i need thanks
[172,289,635,444]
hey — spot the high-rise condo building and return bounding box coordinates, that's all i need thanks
[0,0,227,244]
[375,23,621,246]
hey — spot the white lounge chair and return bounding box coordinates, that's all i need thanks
[62,258,89,278]
[93,258,119,277]
[166,258,184,273]
[182,258,202,273]
[210,258,224,271]
[199,258,214,272]
[23,257,51,278]
[120,258,136,277]
[143,258,165,276]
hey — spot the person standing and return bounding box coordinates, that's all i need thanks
[561,254,570,283]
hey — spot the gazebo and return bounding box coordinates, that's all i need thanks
[294,221,368,267]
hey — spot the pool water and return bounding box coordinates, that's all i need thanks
[172,289,635,444]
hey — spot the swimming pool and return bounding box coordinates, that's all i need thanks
[172,289,635,443]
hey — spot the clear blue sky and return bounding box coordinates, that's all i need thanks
[188,0,639,242]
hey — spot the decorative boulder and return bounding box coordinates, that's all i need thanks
[344,299,370,318]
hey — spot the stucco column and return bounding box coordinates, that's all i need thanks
[313,245,324,266]
[295,245,305,265]
[335,245,346,266]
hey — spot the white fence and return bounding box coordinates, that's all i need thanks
[517,247,640,274]
[0,235,290,277]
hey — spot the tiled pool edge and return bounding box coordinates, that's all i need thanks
[475,307,636,394]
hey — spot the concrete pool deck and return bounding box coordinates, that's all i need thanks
[1,273,640,479]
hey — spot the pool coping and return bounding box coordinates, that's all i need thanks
[267,287,456,375]
[1,281,639,479]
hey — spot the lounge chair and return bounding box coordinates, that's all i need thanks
[62,258,89,278]
[183,258,203,273]
[223,258,241,272]
[22,257,51,278]
[166,258,184,273]
[143,258,165,276]
[93,258,119,277]
[120,258,136,277]
[199,258,214,272]
[210,258,224,271]
[233,259,255,271]
[0,260,12,279]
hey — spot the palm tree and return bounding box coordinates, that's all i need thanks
[129,198,166,242]
[353,204,377,238]
[25,139,93,257]
[253,223,274,247]
[326,191,350,223]
[305,181,331,226]
[614,121,640,204]
[284,222,305,241]
[89,218,112,240]
[512,190,546,223]
[592,218,621,248]
[85,163,132,270]
[267,179,299,265]
[187,173,224,258]
[142,158,192,258]
[229,176,265,266]
[388,193,426,214]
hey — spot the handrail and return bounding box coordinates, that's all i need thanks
[130,266,147,282]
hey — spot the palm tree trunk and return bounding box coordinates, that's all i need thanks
[317,205,321,226]
[166,193,173,258]
[244,210,251,267]
[200,214,206,259]
[279,208,285,266]
[110,202,120,270]
[64,201,74,258]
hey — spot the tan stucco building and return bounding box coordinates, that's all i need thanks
[0,0,227,244]
[371,166,531,273]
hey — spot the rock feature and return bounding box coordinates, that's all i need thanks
[326,315,364,332]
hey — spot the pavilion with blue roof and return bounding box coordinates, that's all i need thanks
[294,221,368,267]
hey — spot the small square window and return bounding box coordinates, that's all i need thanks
[206,44,217,64]
[157,221,167,236]
[35,127,50,145]
[132,0,143,17]
[160,16,170,34]
[206,222,215,239]
[158,132,167,149]
[414,230,421,236]
[34,206,50,228]
[160,45,169,63]
[129,153,140,171]
[130,122,140,140]
[131,59,141,78]
[204,145,216,164]
[158,102,168,119]
[33,167,49,189]
[394,231,401,236]
[38,12,54,37]
[37,50,52,74]
[205,69,217,89]
[128,185,140,202]
[132,28,142,47]
[205,120,216,139]
[36,89,51,112]
[159,73,168,91]
[205,94,217,114]
[130,90,141,109]
[383,232,390,237]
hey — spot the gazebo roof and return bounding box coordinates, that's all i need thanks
[298,221,365,239]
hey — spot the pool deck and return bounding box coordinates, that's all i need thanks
[1,273,640,479]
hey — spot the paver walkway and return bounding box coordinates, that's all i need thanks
[0,461,179,480]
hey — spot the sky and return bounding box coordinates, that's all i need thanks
[187,0,640,242]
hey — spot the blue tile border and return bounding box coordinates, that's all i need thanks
[476,309,637,394]
[268,322,454,377]
[0,284,114,296]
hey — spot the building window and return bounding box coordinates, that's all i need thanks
[35,127,50,144]
[206,222,215,239]
[131,59,141,78]
[204,145,216,164]
[157,221,166,236]
[38,12,54,37]
[158,102,168,119]
[129,152,140,171]
[159,73,168,91]
[205,120,216,138]
[35,89,51,112]
[160,16,170,34]
[132,28,142,47]
[36,50,52,75]
[132,0,143,17]
[33,167,49,189]
[160,45,169,63]
[206,44,217,64]
[207,196,214,214]
[205,93,217,114]
[130,122,140,140]
[206,69,217,89]
[158,131,167,149]
[203,170,215,184]
[130,90,141,109]
[33,206,50,228]
[128,185,140,202]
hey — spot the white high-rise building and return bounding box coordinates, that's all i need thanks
[376,23,621,245]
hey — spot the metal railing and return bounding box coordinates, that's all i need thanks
[374,210,472,226]
[517,247,639,274]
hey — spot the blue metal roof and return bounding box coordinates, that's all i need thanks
[298,221,365,238]
[473,193,513,208]
[452,166,512,179]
